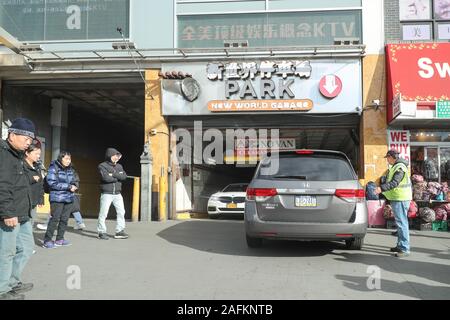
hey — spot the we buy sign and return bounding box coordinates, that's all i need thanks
[387,130,410,164]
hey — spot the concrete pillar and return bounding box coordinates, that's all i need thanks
[50,98,68,160]
[145,70,169,221]
[140,142,153,222]
[360,54,389,185]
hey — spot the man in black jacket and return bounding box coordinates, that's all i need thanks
[0,118,36,300]
[97,148,129,240]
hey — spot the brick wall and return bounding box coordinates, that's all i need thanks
[384,0,401,43]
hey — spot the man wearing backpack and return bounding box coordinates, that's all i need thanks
[97,148,129,240]
[375,149,412,258]
[0,118,36,300]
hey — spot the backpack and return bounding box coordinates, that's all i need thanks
[427,182,442,197]
[413,182,427,200]
[419,207,436,223]
[435,206,448,221]
[383,204,395,219]
[411,174,424,183]
[423,160,439,180]
[408,201,418,219]
[365,181,379,200]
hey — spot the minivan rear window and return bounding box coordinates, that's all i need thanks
[257,154,356,181]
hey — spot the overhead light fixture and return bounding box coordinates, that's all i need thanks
[112,41,136,50]
[19,44,43,52]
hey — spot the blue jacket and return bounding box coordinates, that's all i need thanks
[46,160,76,203]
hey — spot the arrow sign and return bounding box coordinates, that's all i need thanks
[319,74,343,98]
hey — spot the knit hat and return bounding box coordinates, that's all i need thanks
[8,118,35,139]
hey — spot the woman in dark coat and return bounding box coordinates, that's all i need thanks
[43,151,78,248]
[24,140,45,226]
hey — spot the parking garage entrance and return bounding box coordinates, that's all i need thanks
[1,75,145,218]
[170,114,360,218]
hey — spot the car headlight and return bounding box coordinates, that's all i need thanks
[209,196,220,202]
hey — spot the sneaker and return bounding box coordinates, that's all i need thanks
[390,246,402,252]
[0,292,25,300]
[42,241,56,249]
[395,251,410,258]
[11,282,33,294]
[36,223,48,231]
[54,239,71,247]
[98,233,109,240]
[74,223,86,230]
[114,231,129,239]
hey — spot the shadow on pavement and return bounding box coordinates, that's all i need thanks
[157,219,351,257]
[367,228,450,240]
[335,274,450,299]
[332,252,450,288]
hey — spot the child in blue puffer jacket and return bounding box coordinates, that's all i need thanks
[43,151,78,248]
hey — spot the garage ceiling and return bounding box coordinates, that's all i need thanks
[6,78,145,129]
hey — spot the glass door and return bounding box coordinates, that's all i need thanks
[424,147,439,182]
[440,148,450,183]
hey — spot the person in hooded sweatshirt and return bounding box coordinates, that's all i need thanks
[97,148,129,240]
[375,149,413,258]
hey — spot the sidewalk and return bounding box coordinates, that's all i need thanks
[24,218,450,300]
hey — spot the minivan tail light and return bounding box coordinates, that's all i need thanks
[335,189,365,202]
[246,188,278,201]
[295,150,314,155]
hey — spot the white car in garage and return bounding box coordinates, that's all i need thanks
[208,183,248,218]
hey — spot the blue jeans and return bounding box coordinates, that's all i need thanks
[391,201,411,253]
[97,194,126,234]
[0,220,34,294]
[72,212,83,225]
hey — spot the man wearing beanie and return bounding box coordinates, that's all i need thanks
[0,118,36,300]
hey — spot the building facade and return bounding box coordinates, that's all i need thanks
[0,0,396,220]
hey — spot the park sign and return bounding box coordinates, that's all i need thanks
[161,59,362,116]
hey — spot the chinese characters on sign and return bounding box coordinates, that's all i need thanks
[178,11,362,48]
[207,61,312,101]
[207,61,311,81]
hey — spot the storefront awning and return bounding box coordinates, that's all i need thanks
[386,43,450,126]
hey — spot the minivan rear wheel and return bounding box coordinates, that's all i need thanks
[345,237,364,250]
[246,234,263,248]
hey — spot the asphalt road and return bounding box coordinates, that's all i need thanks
[23,217,450,300]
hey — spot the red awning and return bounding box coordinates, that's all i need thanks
[386,43,450,124]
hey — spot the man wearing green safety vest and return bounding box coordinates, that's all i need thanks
[375,149,412,258]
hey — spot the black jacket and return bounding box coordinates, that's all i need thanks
[380,158,408,192]
[98,148,127,195]
[0,140,32,222]
[24,161,45,207]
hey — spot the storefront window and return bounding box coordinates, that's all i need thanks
[441,148,450,182]
[410,130,450,143]
[411,146,450,183]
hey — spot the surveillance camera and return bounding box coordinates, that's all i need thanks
[372,99,380,106]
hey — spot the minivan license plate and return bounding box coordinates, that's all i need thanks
[295,196,317,207]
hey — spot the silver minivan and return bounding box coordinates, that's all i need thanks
[245,150,367,249]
